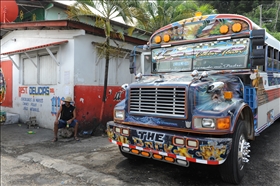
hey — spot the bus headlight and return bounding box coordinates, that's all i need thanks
[194,117,214,129]
[114,110,125,120]
[202,118,215,128]
[193,117,231,130]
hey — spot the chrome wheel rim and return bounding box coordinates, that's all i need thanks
[237,134,250,170]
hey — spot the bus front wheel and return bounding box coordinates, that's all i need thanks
[219,121,250,184]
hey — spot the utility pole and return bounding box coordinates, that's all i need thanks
[259,5,262,27]
[274,2,280,31]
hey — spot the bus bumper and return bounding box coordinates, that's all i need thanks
[107,121,232,166]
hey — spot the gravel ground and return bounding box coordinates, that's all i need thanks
[1,120,280,186]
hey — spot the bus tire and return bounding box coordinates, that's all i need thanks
[219,121,249,184]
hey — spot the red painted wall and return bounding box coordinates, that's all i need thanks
[0,60,13,107]
[74,85,125,128]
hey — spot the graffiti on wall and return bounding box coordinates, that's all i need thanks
[18,85,65,116]
[19,86,28,97]
[19,86,54,113]
[0,68,6,103]
[51,96,67,116]
[113,90,124,101]
[0,60,13,107]
[21,97,43,112]
[29,86,50,95]
[0,111,6,123]
[19,86,55,97]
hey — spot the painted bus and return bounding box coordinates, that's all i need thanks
[106,14,280,184]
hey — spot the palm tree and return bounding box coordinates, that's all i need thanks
[66,0,144,122]
[136,0,216,32]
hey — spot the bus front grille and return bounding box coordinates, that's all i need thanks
[129,87,186,118]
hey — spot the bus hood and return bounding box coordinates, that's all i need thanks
[117,72,244,132]
[132,72,193,85]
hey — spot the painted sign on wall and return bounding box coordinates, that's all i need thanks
[21,97,44,112]
[18,85,53,113]
[0,60,13,107]
[18,85,64,116]
[51,96,67,116]
[29,86,50,95]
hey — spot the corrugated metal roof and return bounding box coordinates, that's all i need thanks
[0,19,149,45]
[0,40,68,55]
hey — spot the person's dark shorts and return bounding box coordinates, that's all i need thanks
[58,119,77,128]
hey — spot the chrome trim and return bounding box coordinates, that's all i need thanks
[129,87,187,118]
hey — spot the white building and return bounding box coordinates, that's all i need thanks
[0,1,151,131]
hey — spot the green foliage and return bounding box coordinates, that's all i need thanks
[198,0,280,35]
[135,0,216,32]
[197,0,274,15]
[243,2,280,39]
[271,32,280,40]
[265,29,280,41]
[67,0,138,36]
[65,0,145,104]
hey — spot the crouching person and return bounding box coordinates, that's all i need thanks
[52,96,79,142]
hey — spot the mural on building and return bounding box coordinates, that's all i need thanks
[18,85,68,116]
[0,71,6,122]
[18,85,54,114]
[0,68,6,103]
[0,111,5,123]
[51,96,68,116]
[0,60,12,107]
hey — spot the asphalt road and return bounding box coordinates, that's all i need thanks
[1,119,280,186]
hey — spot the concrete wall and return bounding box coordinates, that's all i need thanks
[45,5,69,20]
[1,30,81,128]
[73,34,140,86]
[72,34,143,129]
[1,29,144,130]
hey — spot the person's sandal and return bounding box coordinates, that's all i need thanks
[74,136,80,141]
[52,137,58,142]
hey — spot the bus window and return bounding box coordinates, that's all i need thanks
[257,65,264,71]
[267,58,273,71]
[273,60,278,72]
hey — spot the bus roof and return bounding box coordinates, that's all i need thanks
[149,14,279,50]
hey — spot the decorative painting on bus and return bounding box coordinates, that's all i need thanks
[152,38,249,72]
[151,18,250,44]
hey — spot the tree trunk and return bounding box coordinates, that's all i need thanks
[274,3,280,31]
[99,37,110,122]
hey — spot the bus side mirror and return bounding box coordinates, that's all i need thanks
[129,62,134,74]
[251,48,265,66]
[129,53,135,74]
[250,29,265,68]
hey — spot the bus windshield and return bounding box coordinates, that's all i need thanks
[152,38,249,73]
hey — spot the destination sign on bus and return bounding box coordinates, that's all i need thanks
[152,38,249,72]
